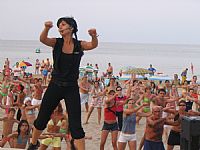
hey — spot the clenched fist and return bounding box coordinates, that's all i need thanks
[44,21,53,29]
[88,28,98,37]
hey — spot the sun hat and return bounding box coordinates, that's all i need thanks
[24,97,32,104]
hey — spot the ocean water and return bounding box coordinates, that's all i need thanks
[0,40,200,80]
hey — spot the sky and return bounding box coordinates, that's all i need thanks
[0,0,200,45]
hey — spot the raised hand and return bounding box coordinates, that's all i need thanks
[88,28,97,37]
[44,21,53,29]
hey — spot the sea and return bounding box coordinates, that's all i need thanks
[0,40,200,80]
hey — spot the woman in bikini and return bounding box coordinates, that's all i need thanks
[136,86,155,124]
[23,97,40,128]
[0,120,53,149]
[0,85,16,116]
[0,75,11,105]
[59,117,71,149]
[0,120,30,149]
[35,59,40,75]
[40,103,65,150]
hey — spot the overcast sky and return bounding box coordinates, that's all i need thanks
[0,0,200,44]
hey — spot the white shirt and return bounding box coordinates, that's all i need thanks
[13,66,21,77]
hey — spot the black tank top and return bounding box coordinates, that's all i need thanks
[51,38,84,83]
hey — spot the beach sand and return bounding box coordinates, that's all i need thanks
[0,105,180,150]
[0,101,180,150]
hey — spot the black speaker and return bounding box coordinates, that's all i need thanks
[181,116,200,150]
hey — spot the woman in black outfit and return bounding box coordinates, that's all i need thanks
[28,17,98,150]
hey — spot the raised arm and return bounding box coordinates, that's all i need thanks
[25,104,40,110]
[124,103,148,115]
[166,97,179,103]
[147,116,166,127]
[188,110,200,116]
[40,21,56,47]
[165,119,180,126]
[105,93,117,104]
[81,29,98,51]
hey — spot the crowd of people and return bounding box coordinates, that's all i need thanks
[0,58,70,149]
[0,56,200,150]
[80,71,200,150]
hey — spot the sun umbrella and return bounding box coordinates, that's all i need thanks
[19,61,32,67]
[122,67,151,75]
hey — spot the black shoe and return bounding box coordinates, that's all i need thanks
[27,140,40,150]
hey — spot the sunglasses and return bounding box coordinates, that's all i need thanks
[128,102,134,104]
[179,104,186,106]
[159,92,165,95]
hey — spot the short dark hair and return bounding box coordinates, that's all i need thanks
[188,88,194,92]
[57,17,78,33]
[19,84,24,92]
[158,89,166,94]
[193,75,197,79]
[108,90,115,95]
[57,17,78,40]
[8,108,16,114]
[93,80,99,85]
[178,100,186,106]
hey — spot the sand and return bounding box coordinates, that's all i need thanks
[0,104,180,150]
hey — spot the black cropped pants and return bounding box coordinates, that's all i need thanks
[33,81,85,139]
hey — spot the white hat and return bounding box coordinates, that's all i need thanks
[24,97,32,104]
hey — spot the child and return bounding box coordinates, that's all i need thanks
[23,97,40,128]
[0,120,52,149]
[0,108,19,147]
[42,65,48,85]
[0,120,30,148]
